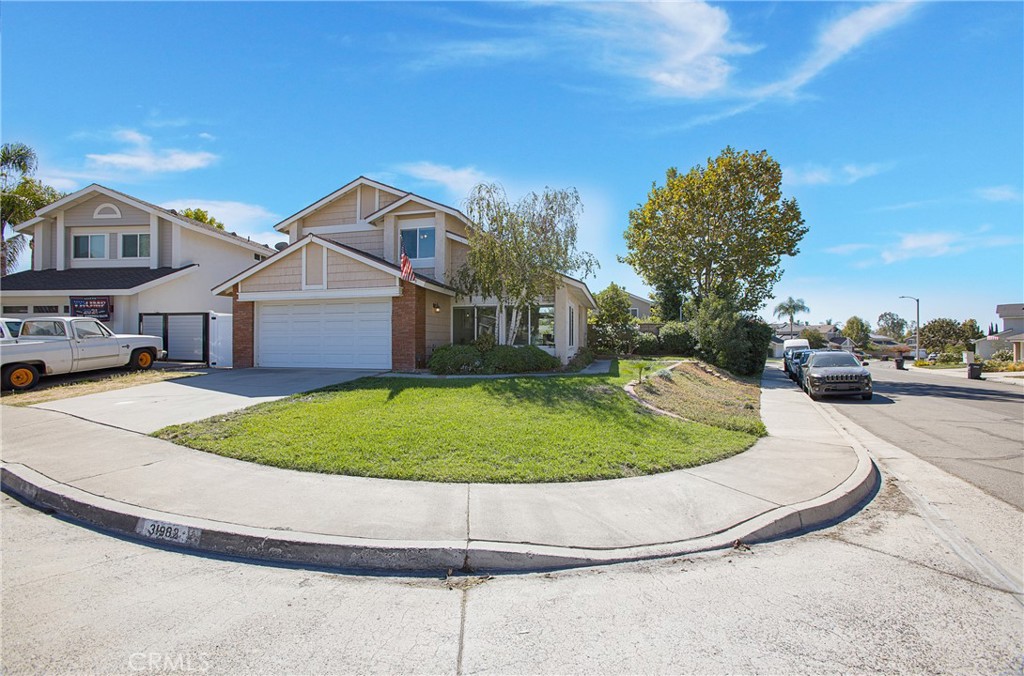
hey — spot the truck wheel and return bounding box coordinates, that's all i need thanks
[129,349,155,370]
[809,391,821,401]
[3,364,39,391]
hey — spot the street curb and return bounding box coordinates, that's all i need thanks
[1,439,878,573]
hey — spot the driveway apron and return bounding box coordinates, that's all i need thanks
[30,368,377,433]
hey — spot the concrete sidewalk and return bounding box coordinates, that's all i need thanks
[0,368,877,572]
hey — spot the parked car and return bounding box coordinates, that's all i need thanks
[0,317,165,391]
[794,349,821,385]
[802,351,873,401]
[786,349,811,381]
[0,318,21,344]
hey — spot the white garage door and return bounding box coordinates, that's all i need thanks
[257,300,392,369]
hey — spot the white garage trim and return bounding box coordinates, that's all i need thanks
[239,287,400,302]
[255,299,392,369]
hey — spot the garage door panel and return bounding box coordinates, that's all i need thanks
[257,300,392,369]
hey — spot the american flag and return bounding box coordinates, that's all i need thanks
[400,242,416,282]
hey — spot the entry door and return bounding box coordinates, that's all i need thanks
[71,319,124,369]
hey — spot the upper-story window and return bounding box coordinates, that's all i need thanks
[121,233,151,258]
[73,234,107,259]
[400,226,435,259]
[629,307,640,318]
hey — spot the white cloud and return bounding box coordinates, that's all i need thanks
[393,162,496,202]
[198,132,217,142]
[784,162,889,187]
[85,128,218,173]
[825,243,872,255]
[881,230,1020,264]
[755,3,918,99]
[408,38,543,70]
[160,199,282,246]
[975,185,1022,202]
[567,2,754,98]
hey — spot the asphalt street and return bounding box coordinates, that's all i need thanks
[809,363,1024,509]
[2,477,1021,674]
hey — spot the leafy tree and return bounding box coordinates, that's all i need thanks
[842,316,872,347]
[800,327,826,349]
[1,143,64,275]
[877,312,907,340]
[773,296,810,337]
[179,207,224,229]
[919,318,963,352]
[589,283,640,354]
[960,319,984,346]
[622,146,807,314]
[455,183,598,345]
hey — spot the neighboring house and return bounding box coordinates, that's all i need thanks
[773,322,840,343]
[626,292,653,320]
[974,303,1024,361]
[212,177,596,370]
[2,184,274,364]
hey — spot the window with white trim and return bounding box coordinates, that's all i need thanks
[121,233,150,258]
[569,306,575,347]
[72,234,106,259]
[400,226,435,259]
[629,307,640,318]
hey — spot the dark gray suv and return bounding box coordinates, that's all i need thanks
[802,351,873,401]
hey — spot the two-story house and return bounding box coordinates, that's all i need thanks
[213,176,596,370]
[974,303,1024,361]
[1,184,275,363]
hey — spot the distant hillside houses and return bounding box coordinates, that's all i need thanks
[771,322,906,351]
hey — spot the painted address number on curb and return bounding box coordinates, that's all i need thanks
[135,519,201,546]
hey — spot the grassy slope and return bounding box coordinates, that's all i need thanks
[636,361,767,437]
[156,360,759,483]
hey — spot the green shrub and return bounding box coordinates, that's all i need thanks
[428,344,484,375]
[937,352,961,364]
[990,348,1013,361]
[686,297,771,376]
[566,347,595,371]
[473,332,497,353]
[483,345,559,374]
[913,359,931,367]
[634,332,661,355]
[659,321,696,356]
[588,321,640,354]
[982,360,1024,372]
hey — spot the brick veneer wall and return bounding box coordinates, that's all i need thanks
[232,288,255,368]
[392,281,426,371]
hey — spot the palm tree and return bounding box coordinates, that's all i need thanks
[773,297,810,338]
[1,143,62,276]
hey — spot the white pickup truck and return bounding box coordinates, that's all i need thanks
[0,317,165,391]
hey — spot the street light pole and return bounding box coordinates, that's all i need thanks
[900,295,920,358]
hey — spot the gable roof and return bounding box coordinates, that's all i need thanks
[15,184,275,255]
[364,192,471,225]
[272,176,408,232]
[0,265,197,295]
[212,234,455,297]
[626,292,652,306]
[560,274,598,310]
[273,176,474,233]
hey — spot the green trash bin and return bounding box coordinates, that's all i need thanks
[967,363,983,380]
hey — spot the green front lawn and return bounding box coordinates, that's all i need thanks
[155,360,760,483]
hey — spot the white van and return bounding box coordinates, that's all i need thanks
[783,338,810,351]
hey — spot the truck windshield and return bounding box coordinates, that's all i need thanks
[810,353,861,368]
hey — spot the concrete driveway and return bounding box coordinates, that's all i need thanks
[31,368,379,433]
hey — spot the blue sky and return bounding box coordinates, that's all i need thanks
[4,1,1021,329]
